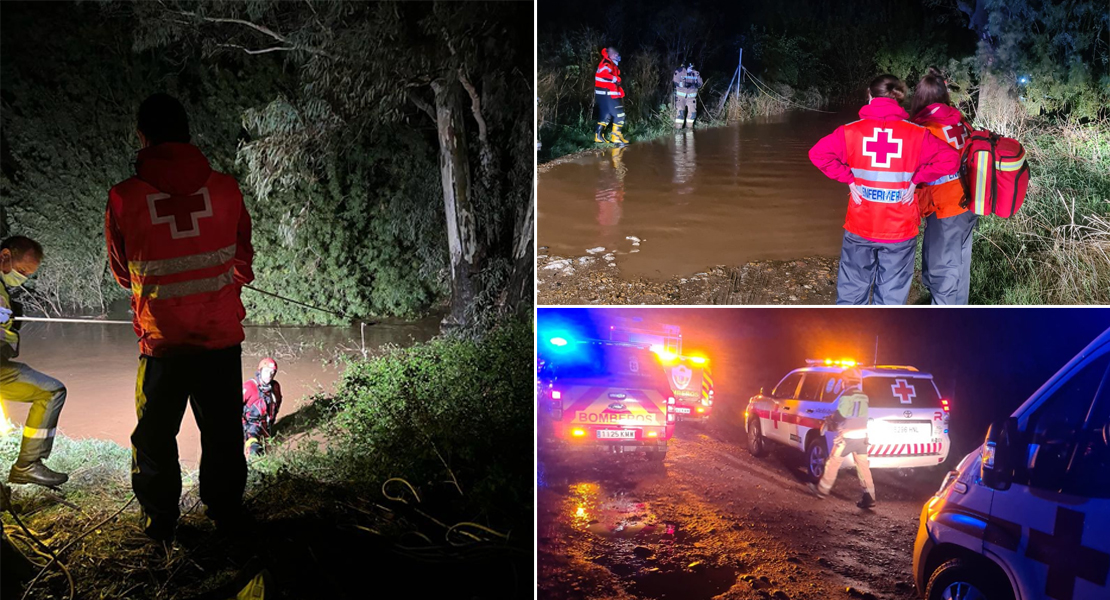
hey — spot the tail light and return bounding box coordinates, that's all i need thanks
[667,397,675,405]
[572,428,586,437]
[551,390,563,420]
[696,407,705,413]
[940,398,950,413]
[667,397,676,422]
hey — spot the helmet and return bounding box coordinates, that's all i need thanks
[258,358,278,373]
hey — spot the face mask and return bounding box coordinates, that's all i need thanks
[1,256,28,288]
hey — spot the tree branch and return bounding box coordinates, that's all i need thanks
[457,68,489,153]
[174,9,335,59]
[407,92,435,121]
[217,43,295,55]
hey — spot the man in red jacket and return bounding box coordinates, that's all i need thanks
[105,93,254,543]
[594,47,629,145]
[809,75,960,304]
[242,357,282,458]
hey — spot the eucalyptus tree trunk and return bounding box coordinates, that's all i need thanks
[507,184,534,315]
[431,78,483,327]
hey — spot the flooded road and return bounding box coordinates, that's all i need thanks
[538,420,943,600]
[538,109,859,281]
[3,315,442,467]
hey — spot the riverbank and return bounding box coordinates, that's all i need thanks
[539,251,931,305]
[1,321,532,599]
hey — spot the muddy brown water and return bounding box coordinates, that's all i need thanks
[539,108,860,280]
[3,315,442,468]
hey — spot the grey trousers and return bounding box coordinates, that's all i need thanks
[836,231,917,305]
[922,211,978,305]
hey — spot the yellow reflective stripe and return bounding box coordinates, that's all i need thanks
[23,426,56,439]
[996,157,1025,171]
[132,268,235,299]
[128,244,237,277]
[974,151,989,213]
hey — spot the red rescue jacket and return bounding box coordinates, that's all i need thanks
[243,377,282,435]
[595,49,624,99]
[809,97,961,242]
[911,103,970,219]
[106,143,254,357]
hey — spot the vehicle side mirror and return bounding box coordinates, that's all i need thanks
[981,417,1019,490]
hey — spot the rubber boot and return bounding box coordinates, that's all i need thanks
[857,492,876,509]
[8,459,68,488]
[609,124,629,145]
[594,123,607,143]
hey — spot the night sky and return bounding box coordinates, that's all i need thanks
[538,307,1110,455]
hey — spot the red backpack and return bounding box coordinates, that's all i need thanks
[959,129,1030,218]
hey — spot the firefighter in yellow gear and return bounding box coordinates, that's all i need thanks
[808,369,876,508]
[1,236,69,488]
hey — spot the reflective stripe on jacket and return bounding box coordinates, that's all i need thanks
[106,143,254,357]
[836,389,869,439]
[595,49,624,98]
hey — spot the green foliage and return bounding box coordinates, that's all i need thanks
[317,320,533,529]
[1,2,448,321]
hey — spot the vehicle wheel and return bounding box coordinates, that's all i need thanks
[805,434,828,481]
[925,558,1015,600]
[747,418,767,457]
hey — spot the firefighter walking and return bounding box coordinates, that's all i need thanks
[808,369,876,508]
[673,63,703,129]
[594,47,629,145]
[106,93,254,543]
[1,236,70,488]
[243,358,283,458]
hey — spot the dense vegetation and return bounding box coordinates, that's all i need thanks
[1,1,533,325]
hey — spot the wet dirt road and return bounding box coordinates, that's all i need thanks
[538,109,858,282]
[538,420,946,600]
[3,315,442,467]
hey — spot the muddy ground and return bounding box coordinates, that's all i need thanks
[537,419,947,600]
[537,252,931,306]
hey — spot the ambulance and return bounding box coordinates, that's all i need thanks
[913,327,1110,600]
[745,360,951,480]
[658,351,715,422]
[538,337,676,461]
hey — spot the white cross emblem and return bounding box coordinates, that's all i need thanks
[861,128,903,169]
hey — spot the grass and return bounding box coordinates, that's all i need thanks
[1,320,532,599]
[969,118,1110,305]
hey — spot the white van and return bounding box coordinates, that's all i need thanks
[745,361,952,480]
[912,327,1110,600]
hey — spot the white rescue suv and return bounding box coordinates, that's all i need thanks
[913,327,1110,600]
[745,360,952,480]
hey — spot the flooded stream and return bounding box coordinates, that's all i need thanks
[538,108,859,280]
[3,314,442,467]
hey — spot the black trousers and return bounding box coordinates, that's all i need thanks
[132,345,246,525]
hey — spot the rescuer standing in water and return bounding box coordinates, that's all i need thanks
[0,236,70,488]
[243,357,283,458]
[673,63,703,129]
[106,93,254,543]
[808,75,960,305]
[910,67,975,305]
[594,47,629,146]
[808,369,877,508]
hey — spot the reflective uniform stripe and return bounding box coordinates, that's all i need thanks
[128,244,237,277]
[23,426,56,439]
[675,90,697,98]
[131,268,235,299]
[926,173,960,186]
[595,90,621,96]
[595,76,617,83]
[851,168,914,183]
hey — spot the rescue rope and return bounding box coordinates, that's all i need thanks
[742,66,837,114]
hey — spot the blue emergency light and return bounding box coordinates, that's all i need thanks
[550,337,568,347]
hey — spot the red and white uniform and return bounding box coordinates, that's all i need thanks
[911,103,970,219]
[594,48,624,99]
[809,97,961,242]
[106,143,254,357]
